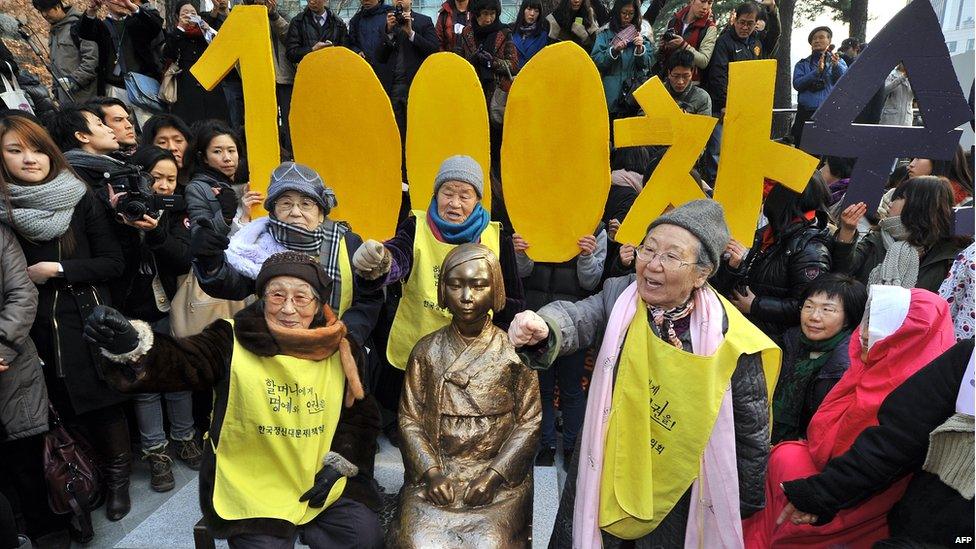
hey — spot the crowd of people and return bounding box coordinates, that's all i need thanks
[0,0,974,547]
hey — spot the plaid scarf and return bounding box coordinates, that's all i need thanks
[268,218,348,307]
[649,298,696,349]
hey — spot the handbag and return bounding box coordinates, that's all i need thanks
[124,72,165,113]
[0,65,34,115]
[43,405,100,541]
[158,61,180,104]
[489,63,514,126]
[169,272,250,338]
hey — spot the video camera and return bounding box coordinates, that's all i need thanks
[102,165,185,223]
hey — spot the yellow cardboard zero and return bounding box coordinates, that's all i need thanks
[190,6,279,219]
[613,77,716,245]
[290,47,402,241]
[407,53,490,212]
[501,42,610,263]
[714,60,818,243]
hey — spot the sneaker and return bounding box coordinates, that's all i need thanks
[172,438,203,471]
[535,447,556,467]
[143,449,175,493]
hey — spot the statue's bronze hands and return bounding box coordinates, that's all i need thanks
[462,468,503,507]
[424,468,454,506]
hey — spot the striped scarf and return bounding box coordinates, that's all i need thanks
[268,217,347,307]
[649,298,696,349]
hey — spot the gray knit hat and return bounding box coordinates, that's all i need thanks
[264,162,338,214]
[433,155,484,198]
[647,199,730,270]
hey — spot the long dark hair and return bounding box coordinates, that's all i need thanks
[553,0,593,32]
[763,172,830,232]
[130,145,178,175]
[607,0,639,33]
[893,176,954,250]
[0,114,84,253]
[514,0,544,33]
[185,119,241,179]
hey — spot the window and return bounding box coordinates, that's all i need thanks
[947,41,959,52]
[968,38,975,51]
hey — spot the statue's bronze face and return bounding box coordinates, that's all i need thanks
[443,259,493,326]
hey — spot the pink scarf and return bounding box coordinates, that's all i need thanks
[573,283,742,548]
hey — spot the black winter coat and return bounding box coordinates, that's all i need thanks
[99,302,382,540]
[285,8,350,65]
[771,328,851,444]
[121,207,191,323]
[377,12,439,97]
[15,192,126,416]
[832,231,963,293]
[714,216,832,341]
[162,28,231,125]
[703,10,780,114]
[75,6,164,90]
[783,338,975,546]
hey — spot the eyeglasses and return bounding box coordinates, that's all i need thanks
[265,291,317,308]
[635,246,694,270]
[274,199,319,214]
[801,303,842,317]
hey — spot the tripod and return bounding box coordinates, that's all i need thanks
[15,17,76,105]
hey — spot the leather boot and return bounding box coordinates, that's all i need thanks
[92,417,132,521]
[103,452,132,521]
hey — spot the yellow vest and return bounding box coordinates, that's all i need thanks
[337,237,352,316]
[211,320,347,524]
[599,292,780,539]
[386,211,501,370]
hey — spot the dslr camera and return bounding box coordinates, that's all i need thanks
[102,165,184,223]
[394,3,406,25]
[663,29,679,41]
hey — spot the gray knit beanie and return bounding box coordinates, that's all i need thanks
[433,155,484,198]
[647,199,730,271]
[264,162,337,214]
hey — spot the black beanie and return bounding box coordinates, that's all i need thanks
[256,252,332,300]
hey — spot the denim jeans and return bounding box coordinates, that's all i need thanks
[538,348,589,450]
[222,80,245,131]
[133,392,195,451]
[702,118,723,184]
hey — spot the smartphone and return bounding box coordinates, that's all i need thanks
[574,16,583,25]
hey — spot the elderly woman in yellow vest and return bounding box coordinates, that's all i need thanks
[394,243,541,547]
[189,162,384,362]
[352,155,525,371]
[82,252,383,549]
[509,200,779,548]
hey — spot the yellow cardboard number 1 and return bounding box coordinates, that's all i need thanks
[190,6,280,219]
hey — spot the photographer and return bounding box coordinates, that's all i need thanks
[378,0,438,138]
[285,0,348,65]
[590,0,648,120]
[654,0,715,84]
[454,0,518,106]
[164,1,232,127]
[120,146,200,494]
[791,26,847,147]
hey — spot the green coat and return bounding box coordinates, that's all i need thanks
[590,27,651,115]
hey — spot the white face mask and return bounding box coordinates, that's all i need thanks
[864,285,911,352]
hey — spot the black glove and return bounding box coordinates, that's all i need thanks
[190,218,229,271]
[298,465,343,508]
[84,305,140,355]
[216,186,239,221]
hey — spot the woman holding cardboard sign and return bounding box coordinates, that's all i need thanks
[353,155,524,371]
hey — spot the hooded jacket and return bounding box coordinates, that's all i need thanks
[48,7,100,102]
[0,224,45,442]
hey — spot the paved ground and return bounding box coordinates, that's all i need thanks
[70,436,567,548]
